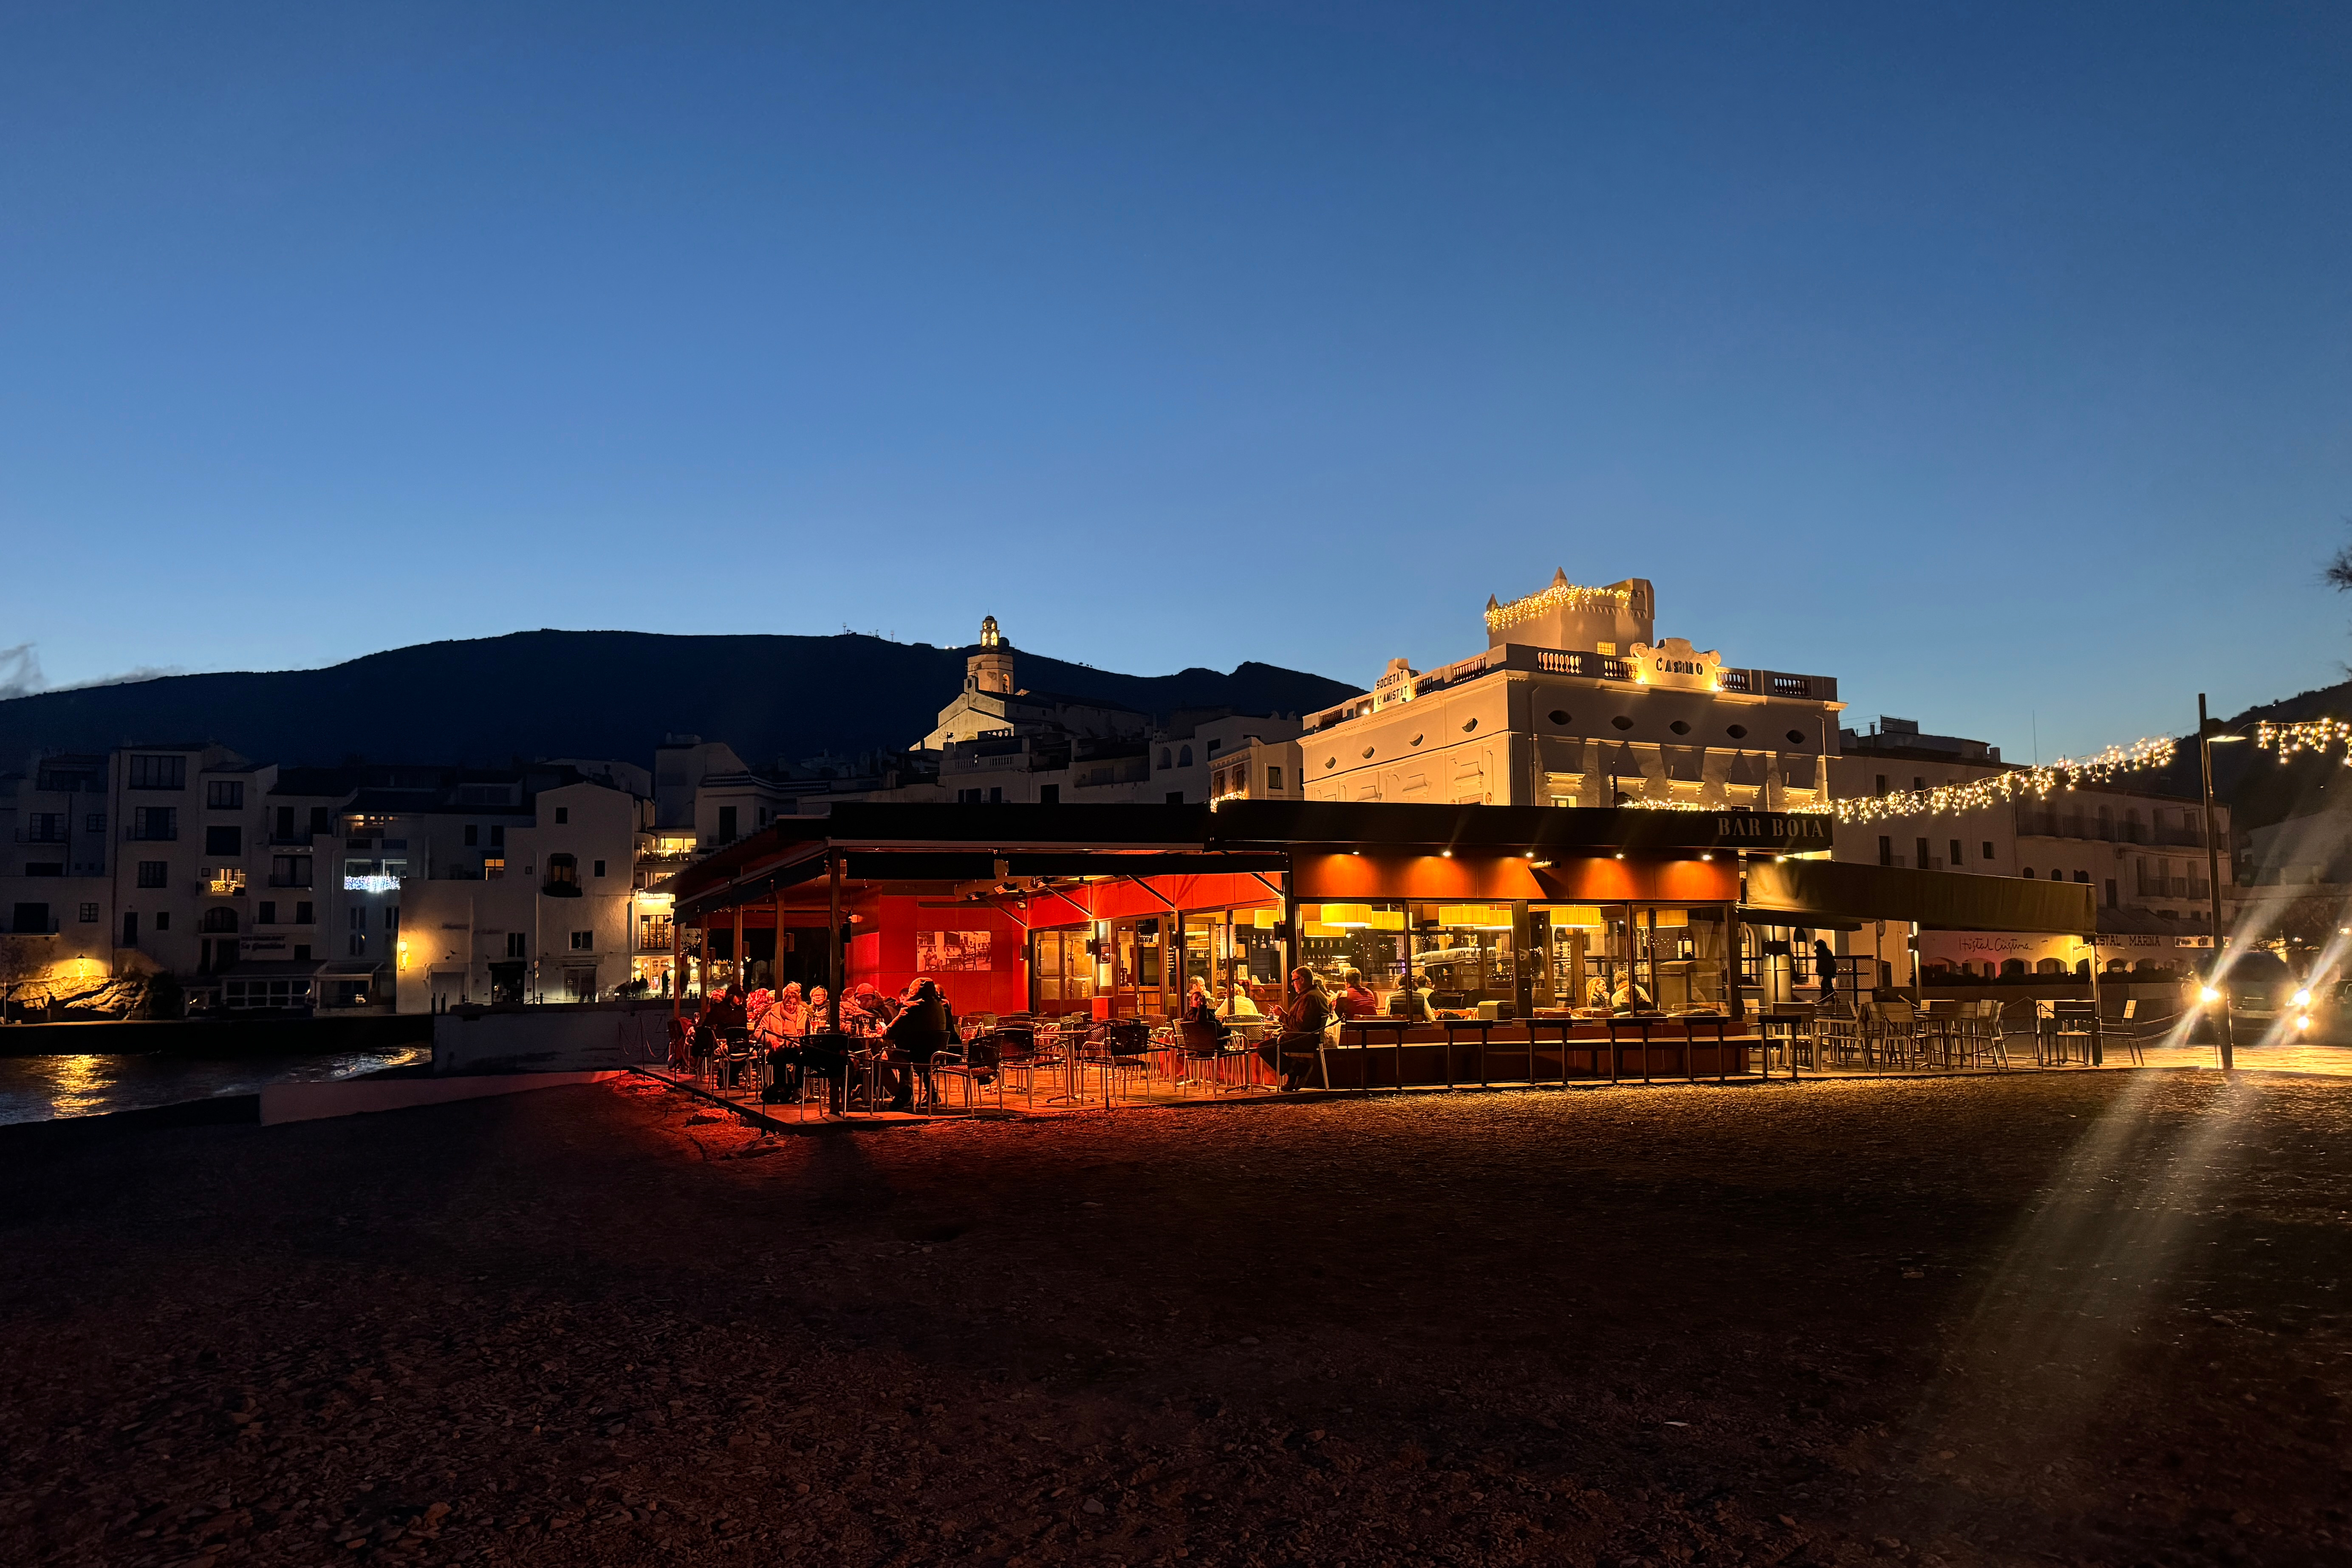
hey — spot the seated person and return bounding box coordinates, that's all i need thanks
[1217,985,1262,1021]
[1609,974,1654,1011]
[883,980,953,1113]
[1181,978,1230,1044]
[1337,970,1381,1020]
[1387,981,1434,1021]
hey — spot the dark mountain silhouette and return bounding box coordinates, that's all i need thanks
[0,630,1362,771]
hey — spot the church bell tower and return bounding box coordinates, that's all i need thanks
[967,615,1015,695]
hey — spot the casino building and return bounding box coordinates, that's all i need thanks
[1300,572,1842,814]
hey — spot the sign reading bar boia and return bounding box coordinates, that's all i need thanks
[1708,812,1836,851]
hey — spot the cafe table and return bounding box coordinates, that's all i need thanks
[1754,1010,1811,1079]
[1338,1017,1413,1093]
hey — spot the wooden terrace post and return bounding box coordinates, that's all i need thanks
[671,912,682,1021]
[827,850,843,1033]
[1511,899,1534,1026]
[734,899,746,992]
[1724,904,1744,1023]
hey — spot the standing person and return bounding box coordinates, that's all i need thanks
[1260,968,1333,1091]
[1813,939,1839,1003]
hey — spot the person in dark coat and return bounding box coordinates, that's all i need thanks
[1260,969,1334,1091]
[883,979,952,1113]
[1813,939,1838,999]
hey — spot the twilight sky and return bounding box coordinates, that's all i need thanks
[4,3,2350,757]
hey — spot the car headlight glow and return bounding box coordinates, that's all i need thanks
[2292,988,2312,1008]
[2199,986,2220,1005]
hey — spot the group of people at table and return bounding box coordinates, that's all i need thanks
[666,941,1755,1111]
[670,975,956,1113]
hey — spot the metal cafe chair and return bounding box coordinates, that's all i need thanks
[796,1031,854,1118]
[2042,1000,2100,1066]
[1811,1009,1869,1069]
[1174,1018,1229,1096]
[931,1036,1003,1112]
[1868,1000,1921,1069]
[984,1025,1041,1108]
[1087,1019,1155,1104]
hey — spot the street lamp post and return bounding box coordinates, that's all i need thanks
[2197,693,2238,1071]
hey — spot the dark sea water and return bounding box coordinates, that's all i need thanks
[0,1046,430,1125]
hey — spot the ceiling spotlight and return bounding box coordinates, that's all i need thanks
[1699,853,1713,862]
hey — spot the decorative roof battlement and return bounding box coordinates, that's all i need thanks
[1482,570,1654,653]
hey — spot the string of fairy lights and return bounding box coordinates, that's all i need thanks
[1831,737,2177,824]
[2253,717,2352,760]
[1621,735,2182,822]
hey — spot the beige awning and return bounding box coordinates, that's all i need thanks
[1744,859,2097,935]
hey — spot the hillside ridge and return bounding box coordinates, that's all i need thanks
[0,629,1362,771]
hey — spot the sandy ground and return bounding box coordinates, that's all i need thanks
[1,1070,2346,1568]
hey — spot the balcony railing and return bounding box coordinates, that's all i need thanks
[266,874,313,888]
[0,918,59,935]
[1302,644,1839,731]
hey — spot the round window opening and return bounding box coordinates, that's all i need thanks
[1726,724,1747,740]
[1410,734,1424,746]
[1785,729,1806,746]
[1547,709,1571,726]
[1611,715,1634,731]
[1669,720,1691,735]
[1323,757,1335,769]
[1462,717,1478,732]
[1362,746,1375,759]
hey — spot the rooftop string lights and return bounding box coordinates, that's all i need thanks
[2253,717,2352,761]
[1832,736,2179,825]
[1483,580,1633,636]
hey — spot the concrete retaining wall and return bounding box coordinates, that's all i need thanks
[431,1006,665,1075]
[259,1071,625,1126]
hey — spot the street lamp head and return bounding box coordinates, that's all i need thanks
[2198,985,2221,1005]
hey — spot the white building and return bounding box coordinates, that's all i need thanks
[0,748,667,1016]
[1300,572,1840,811]
[376,770,655,1011]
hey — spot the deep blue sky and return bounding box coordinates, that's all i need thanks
[5,3,2349,757]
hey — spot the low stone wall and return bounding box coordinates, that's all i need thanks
[0,1013,433,1058]
[259,1071,625,1125]
[431,1005,669,1076]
